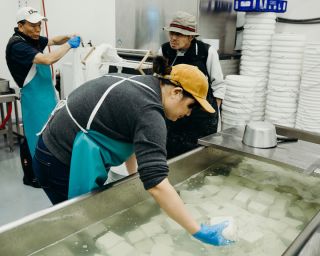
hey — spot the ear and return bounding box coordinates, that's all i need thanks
[188,36,195,42]
[17,23,24,32]
[171,87,183,98]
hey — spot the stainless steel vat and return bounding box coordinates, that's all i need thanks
[0,126,319,255]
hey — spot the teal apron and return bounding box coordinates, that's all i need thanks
[21,64,57,157]
[66,75,156,199]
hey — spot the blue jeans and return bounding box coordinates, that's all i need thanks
[32,136,69,204]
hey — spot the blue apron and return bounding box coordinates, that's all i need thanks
[67,75,156,199]
[21,64,57,157]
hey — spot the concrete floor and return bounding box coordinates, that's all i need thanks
[0,137,51,227]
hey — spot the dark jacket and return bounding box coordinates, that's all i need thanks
[161,39,218,158]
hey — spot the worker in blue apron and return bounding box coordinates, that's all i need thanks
[21,64,58,157]
[34,64,235,247]
[38,75,154,199]
[5,5,81,164]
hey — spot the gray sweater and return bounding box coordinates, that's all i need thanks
[42,74,168,190]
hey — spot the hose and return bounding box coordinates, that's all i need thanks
[41,0,55,80]
[0,103,13,129]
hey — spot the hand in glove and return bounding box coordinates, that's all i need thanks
[192,221,235,246]
[67,36,81,48]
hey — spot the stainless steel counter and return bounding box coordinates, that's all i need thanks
[198,126,320,175]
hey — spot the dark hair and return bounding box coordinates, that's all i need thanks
[18,20,26,25]
[153,56,197,102]
[152,56,172,76]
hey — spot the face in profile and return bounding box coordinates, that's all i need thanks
[164,87,197,121]
[19,21,42,40]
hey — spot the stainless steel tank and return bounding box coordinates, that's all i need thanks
[0,126,319,255]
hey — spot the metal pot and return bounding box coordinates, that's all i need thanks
[242,121,298,148]
[0,79,10,94]
[243,121,277,148]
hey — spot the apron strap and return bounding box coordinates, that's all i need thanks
[65,100,88,133]
[86,75,156,130]
[37,100,67,136]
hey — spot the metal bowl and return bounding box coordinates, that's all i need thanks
[242,121,277,148]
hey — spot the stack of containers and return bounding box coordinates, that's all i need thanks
[240,12,277,120]
[221,75,258,130]
[296,43,320,132]
[265,33,306,127]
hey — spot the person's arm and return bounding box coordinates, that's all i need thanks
[48,35,73,46]
[33,36,81,65]
[206,46,225,107]
[125,154,137,174]
[33,43,71,65]
[148,178,200,234]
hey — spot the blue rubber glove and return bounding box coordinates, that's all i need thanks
[67,36,81,48]
[192,221,235,246]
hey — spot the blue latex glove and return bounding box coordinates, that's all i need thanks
[192,221,235,246]
[67,36,81,48]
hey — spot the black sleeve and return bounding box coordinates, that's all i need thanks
[134,105,169,190]
[11,41,40,66]
[39,36,48,51]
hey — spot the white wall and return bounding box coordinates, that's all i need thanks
[1,0,115,89]
[276,0,320,42]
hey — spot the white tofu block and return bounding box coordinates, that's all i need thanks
[233,188,256,208]
[224,175,240,186]
[273,197,290,210]
[185,204,204,220]
[269,207,286,220]
[221,202,251,217]
[288,206,305,221]
[152,234,174,246]
[209,216,238,241]
[150,244,174,256]
[248,201,269,216]
[256,191,275,205]
[280,227,300,246]
[216,186,238,200]
[199,184,220,197]
[210,195,227,206]
[151,215,165,224]
[179,190,203,204]
[140,221,165,237]
[282,217,303,229]
[163,217,184,233]
[107,240,137,256]
[265,218,288,235]
[176,251,194,256]
[204,175,225,185]
[96,231,124,252]
[196,201,220,215]
[125,228,147,244]
[239,229,264,244]
[134,238,154,254]
[262,232,287,255]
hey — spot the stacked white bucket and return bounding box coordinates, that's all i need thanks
[222,75,258,130]
[239,12,276,121]
[265,34,306,127]
[296,43,320,132]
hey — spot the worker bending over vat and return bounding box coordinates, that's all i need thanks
[33,56,234,246]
